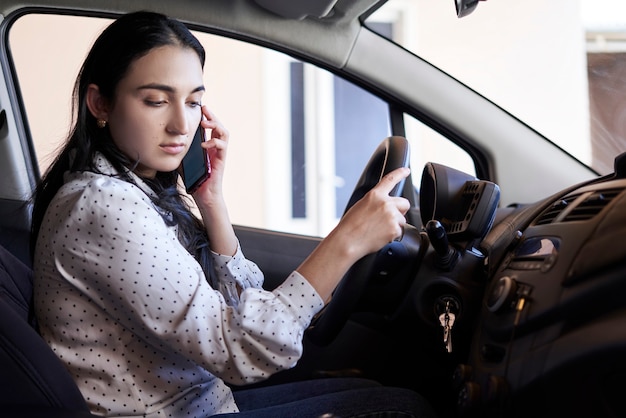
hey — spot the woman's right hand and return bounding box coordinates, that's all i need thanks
[335,166,411,257]
[296,167,411,302]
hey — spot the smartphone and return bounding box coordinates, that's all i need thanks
[181,123,211,193]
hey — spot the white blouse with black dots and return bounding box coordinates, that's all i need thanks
[33,154,324,417]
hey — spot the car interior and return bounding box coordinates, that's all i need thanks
[0,0,624,417]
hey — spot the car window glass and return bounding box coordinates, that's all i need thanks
[405,113,476,178]
[10,13,474,237]
[367,0,626,175]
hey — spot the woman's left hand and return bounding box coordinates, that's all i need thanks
[191,105,238,256]
[192,105,229,201]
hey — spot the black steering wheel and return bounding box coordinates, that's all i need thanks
[305,136,424,346]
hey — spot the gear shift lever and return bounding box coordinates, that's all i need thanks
[426,220,459,270]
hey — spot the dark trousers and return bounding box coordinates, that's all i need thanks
[212,378,436,418]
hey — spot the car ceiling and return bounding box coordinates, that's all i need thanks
[253,0,340,20]
[0,0,377,68]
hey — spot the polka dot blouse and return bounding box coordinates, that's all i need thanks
[33,154,324,417]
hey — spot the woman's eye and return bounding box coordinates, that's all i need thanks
[145,99,166,106]
[189,101,201,108]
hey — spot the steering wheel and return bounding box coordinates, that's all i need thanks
[305,136,424,346]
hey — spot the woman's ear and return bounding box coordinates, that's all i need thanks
[85,84,110,122]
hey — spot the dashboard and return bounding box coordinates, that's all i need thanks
[302,149,626,418]
[456,175,626,417]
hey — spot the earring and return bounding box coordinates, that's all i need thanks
[97,119,107,129]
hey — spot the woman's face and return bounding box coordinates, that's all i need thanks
[107,45,205,178]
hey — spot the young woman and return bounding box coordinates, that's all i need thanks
[30,11,435,418]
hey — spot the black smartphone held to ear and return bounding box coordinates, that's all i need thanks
[181,123,211,194]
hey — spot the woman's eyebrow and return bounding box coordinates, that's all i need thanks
[137,83,206,93]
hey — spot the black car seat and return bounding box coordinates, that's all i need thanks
[0,243,95,417]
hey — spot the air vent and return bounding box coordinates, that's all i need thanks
[534,194,580,225]
[561,189,621,222]
[534,189,622,225]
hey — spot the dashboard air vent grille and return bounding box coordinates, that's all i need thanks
[534,194,579,225]
[561,189,621,222]
[534,189,622,225]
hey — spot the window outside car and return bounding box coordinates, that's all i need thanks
[9,12,472,238]
[368,0,626,175]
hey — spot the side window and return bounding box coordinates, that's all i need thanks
[10,14,113,171]
[404,113,476,179]
[10,13,475,238]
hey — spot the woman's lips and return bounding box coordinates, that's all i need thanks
[160,143,186,155]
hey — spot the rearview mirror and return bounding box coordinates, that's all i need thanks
[455,0,486,18]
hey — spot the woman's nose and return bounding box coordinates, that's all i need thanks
[166,104,192,136]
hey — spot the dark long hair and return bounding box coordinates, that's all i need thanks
[30,11,214,280]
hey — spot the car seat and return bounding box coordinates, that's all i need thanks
[0,243,95,417]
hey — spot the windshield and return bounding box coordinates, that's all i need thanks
[366,0,626,175]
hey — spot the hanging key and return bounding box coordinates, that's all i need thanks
[438,301,456,353]
[445,310,455,353]
[439,312,449,349]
